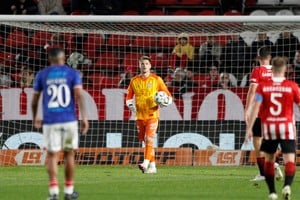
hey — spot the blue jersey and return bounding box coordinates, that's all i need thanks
[33,65,82,124]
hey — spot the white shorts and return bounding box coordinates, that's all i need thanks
[43,121,78,152]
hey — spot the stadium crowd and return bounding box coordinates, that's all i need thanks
[0,0,299,97]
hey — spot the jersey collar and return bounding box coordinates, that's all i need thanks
[272,77,285,82]
[262,65,272,70]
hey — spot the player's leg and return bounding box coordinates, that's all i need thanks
[43,124,62,200]
[252,118,265,181]
[144,119,158,174]
[136,120,148,172]
[62,121,79,200]
[280,140,296,200]
[260,139,279,197]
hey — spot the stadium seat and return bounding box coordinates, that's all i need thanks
[240,31,257,46]
[122,10,139,15]
[83,33,104,59]
[107,34,131,47]
[0,51,16,66]
[88,73,114,89]
[224,10,242,15]
[172,10,191,15]
[147,9,165,15]
[132,36,157,47]
[189,35,207,46]
[30,31,52,47]
[95,52,119,69]
[154,0,178,5]
[202,0,219,5]
[215,34,230,46]
[121,52,142,68]
[178,0,204,5]
[5,30,28,48]
[275,9,294,16]
[150,53,169,69]
[158,36,177,47]
[197,10,216,15]
[245,0,257,6]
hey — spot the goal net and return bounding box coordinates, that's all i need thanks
[1,15,300,166]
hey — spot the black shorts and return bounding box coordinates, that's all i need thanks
[252,118,262,137]
[260,139,296,154]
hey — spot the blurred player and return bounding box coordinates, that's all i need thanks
[244,46,282,181]
[31,47,89,200]
[126,56,172,174]
[245,57,299,200]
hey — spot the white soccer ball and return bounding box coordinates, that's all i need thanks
[154,91,168,105]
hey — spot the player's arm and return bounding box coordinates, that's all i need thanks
[245,93,262,142]
[158,77,172,107]
[31,92,41,129]
[74,86,89,135]
[125,80,136,112]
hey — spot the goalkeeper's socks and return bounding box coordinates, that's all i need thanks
[49,179,59,196]
[143,159,150,168]
[64,179,74,195]
[149,162,156,169]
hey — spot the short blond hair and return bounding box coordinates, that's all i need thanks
[272,57,286,73]
[139,56,151,63]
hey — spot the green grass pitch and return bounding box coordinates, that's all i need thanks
[1,166,299,200]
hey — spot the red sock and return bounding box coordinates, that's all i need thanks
[264,161,276,194]
[257,157,265,176]
[65,179,73,187]
[49,179,58,188]
[284,162,296,186]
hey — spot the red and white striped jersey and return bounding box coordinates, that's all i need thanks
[250,65,272,118]
[256,77,300,140]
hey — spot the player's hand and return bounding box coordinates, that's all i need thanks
[34,118,42,129]
[126,99,136,112]
[244,128,253,143]
[80,118,89,135]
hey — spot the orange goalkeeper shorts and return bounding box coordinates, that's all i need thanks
[136,118,158,142]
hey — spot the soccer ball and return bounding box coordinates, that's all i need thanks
[154,91,168,105]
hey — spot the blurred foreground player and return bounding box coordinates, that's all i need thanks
[126,56,172,174]
[246,57,299,200]
[31,47,89,200]
[244,46,282,181]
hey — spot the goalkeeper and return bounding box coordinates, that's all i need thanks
[126,56,172,174]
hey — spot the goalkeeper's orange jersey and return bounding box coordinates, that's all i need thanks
[126,73,171,120]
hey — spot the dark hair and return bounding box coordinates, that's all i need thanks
[48,47,65,60]
[257,46,271,59]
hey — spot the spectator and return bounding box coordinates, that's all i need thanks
[274,31,299,62]
[199,35,222,67]
[293,50,300,68]
[11,0,39,14]
[90,0,123,15]
[251,32,273,60]
[170,68,197,97]
[220,0,244,14]
[201,65,219,88]
[286,63,300,84]
[221,34,250,74]
[218,72,232,89]
[169,33,194,69]
[0,65,12,87]
[37,0,66,15]
[118,66,136,88]
[19,67,34,87]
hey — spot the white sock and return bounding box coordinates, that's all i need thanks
[149,162,156,169]
[64,185,74,195]
[143,159,150,168]
[49,186,59,196]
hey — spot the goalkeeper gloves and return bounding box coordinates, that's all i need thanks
[159,96,173,107]
[126,99,136,112]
